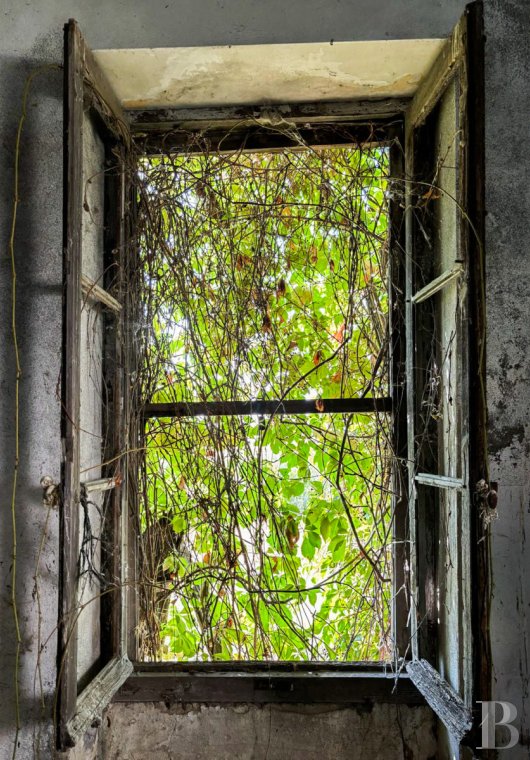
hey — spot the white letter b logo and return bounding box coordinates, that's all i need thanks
[477,701,519,749]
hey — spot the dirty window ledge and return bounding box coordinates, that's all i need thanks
[113,662,424,705]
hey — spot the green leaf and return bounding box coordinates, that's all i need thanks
[330,538,346,562]
[286,480,305,497]
[301,536,316,560]
[320,517,332,541]
[172,514,187,533]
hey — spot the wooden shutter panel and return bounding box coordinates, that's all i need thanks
[60,19,133,749]
[404,1,487,752]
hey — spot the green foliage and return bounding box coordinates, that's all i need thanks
[137,139,393,662]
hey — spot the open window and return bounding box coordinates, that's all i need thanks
[134,128,399,666]
[403,3,488,754]
[59,21,134,747]
[60,4,487,752]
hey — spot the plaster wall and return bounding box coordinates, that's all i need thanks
[1,1,529,758]
[484,2,530,756]
[93,40,444,108]
[102,702,437,760]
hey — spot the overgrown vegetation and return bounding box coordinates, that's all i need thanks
[135,135,394,662]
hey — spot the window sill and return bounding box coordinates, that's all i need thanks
[113,662,424,706]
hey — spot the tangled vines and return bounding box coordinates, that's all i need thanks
[132,129,396,662]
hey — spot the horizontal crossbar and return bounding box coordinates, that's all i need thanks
[143,397,392,419]
[411,263,464,305]
[81,475,122,494]
[130,99,409,133]
[81,274,122,313]
[415,472,465,490]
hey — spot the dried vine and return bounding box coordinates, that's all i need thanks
[131,129,397,662]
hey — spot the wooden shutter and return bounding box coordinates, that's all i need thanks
[60,19,133,748]
[404,2,487,753]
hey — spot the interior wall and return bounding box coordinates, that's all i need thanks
[484,1,530,756]
[1,0,529,758]
[102,702,436,760]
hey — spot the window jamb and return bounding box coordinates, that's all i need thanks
[126,115,411,693]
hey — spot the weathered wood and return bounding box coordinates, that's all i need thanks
[389,136,410,655]
[429,14,472,710]
[80,37,130,145]
[138,122,400,156]
[405,53,444,665]
[465,0,492,720]
[144,397,392,419]
[81,274,122,312]
[404,109,419,660]
[407,14,466,130]
[112,149,129,660]
[130,98,410,132]
[82,475,121,493]
[415,473,465,490]
[122,160,140,659]
[65,656,133,744]
[411,264,464,304]
[114,667,424,706]
[100,141,126,664]
[59,18,84,747]
[60,20,133,749]
[404,9,479,745]
[135,660,395,673]
[408,122,439,666]
[407,659,472,742]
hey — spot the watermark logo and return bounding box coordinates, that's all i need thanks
[477,701,519,750]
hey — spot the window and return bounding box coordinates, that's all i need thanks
[59,5,487,752]
[135,138,395,663]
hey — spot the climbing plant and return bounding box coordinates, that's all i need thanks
[134,134,394,662]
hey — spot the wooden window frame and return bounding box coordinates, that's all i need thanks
[60,3,488,750]
[131,121,408,639]
[402,2,489,751]
[132,119,408,659]
[59,20,134,749]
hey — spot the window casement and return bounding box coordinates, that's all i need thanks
[59,21,134,747]
[59,3,487,753]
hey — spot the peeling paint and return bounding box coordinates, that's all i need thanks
[93,40,444,109]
